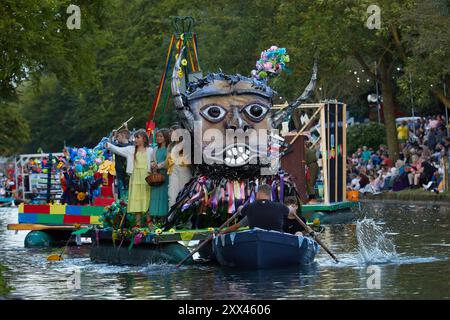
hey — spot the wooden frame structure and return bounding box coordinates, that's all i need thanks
[276,101,347,204]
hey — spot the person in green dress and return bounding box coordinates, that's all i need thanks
[106,129,153,228]
[149,129,171,225]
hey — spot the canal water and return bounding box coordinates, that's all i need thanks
[0,202,449,299]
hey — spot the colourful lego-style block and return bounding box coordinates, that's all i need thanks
[91,206,105,216]
[93,197,115,206]
[37,214,64,225]
[18,203,24,213]
[24,204,50,214]
[66,205,83,215]
[63,215,90,224]
[81,206,92,216]
[50,204,66,214]
[90,216,101,225]
[18,213,38,224]
[81,206,105,216]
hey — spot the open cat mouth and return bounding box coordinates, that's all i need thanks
[203,143,266,167]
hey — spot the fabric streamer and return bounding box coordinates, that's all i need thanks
[279,172,285,203]
[146,35,175,129]
[271,180,278,201]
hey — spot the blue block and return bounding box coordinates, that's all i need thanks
[19,213,38,224]
[66,206,82,215]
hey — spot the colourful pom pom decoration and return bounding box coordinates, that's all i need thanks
[251,46,289,80]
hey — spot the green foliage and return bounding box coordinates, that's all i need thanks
[0,0,448,156]
[0,102,30,155]
[347,122,386,155]
[0,0,109,100]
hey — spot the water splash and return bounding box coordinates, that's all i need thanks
[356,218,398,264]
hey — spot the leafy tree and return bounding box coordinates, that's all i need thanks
[0,0,109,100]
[347,122,386,155]
[0,102,30,155]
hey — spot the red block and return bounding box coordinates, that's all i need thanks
[101,185,114,198]
[93,197,115,206]
[63,215,91,225]
[24,204,50,214]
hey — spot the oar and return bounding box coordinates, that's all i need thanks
[115,117,134,131]
[176,209,242,268]
[7,224,77,231]
[47,232,75,261]
[292,212,339,263]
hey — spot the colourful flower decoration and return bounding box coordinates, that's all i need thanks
[251,46,290,81]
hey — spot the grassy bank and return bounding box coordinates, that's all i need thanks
[361,188,450,203]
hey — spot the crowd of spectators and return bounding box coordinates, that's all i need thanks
[347,115,450,194]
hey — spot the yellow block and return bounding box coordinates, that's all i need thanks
[50,204,66,214]
[18,203,24,213]
[180,231,194,241]
[90,216,101,225]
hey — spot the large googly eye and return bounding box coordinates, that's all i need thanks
[243,103,269,122]
[200,105,228,123]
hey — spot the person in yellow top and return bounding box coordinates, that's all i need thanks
[397,121,409,143]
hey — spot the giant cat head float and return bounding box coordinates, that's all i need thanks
[171,46,317,179]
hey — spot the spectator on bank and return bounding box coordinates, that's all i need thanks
[397,121,409,143]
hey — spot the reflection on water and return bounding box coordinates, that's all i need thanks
[1,203,449,299]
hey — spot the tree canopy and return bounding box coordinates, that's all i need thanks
[0,0,448,156]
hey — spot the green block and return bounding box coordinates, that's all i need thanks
[91,206,105,216]
[80,206,105,216]
[37,214,64,225]
[81,206,93,216]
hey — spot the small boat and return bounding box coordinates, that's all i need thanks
[212,228,320,269]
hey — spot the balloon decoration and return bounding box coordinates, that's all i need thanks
[64,137,112,180]
[61,137,113,205]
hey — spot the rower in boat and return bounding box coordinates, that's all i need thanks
[283,196,307,236]
[220,184,289,234]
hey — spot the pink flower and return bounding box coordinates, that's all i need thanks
[263,62,273,71]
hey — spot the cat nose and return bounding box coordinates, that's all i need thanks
[226,107,250,132]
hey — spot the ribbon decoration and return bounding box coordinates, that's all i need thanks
[181,176,206,211]
[227,182,235,214]
[279,172,285,203]
[146,32,201,133]
[271,180,278,202]
[146,35,175,134]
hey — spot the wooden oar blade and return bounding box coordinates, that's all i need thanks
[47,254,63,261]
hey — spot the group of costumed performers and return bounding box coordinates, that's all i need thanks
[103,126,192,230]
[98,44,318,239]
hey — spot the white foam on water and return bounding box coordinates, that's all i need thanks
[356,218,398,265]
[318,218,442,269]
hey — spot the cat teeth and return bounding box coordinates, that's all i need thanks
[236,157,245,164]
